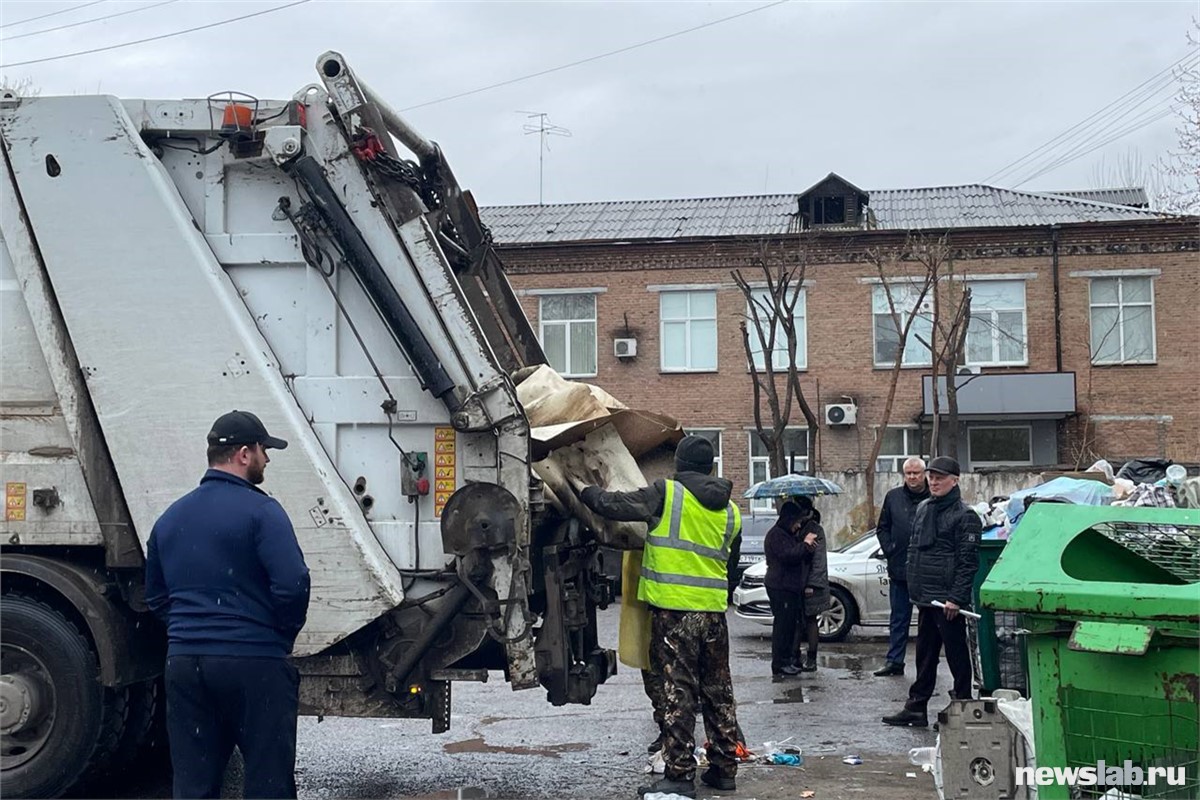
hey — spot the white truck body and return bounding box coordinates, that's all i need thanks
[0,54,613,798]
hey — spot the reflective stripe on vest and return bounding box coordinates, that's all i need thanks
[638,480,741,612]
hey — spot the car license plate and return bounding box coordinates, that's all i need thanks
[741,554,765,565]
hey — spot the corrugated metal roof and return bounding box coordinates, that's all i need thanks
[480,185,1168,245]
[1044,187,1150,208]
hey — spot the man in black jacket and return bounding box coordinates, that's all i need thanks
[146,411,310,798]
[872,457,929,677]
[882,456,979,728]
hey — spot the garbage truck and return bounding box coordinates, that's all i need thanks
[0,53,618,797]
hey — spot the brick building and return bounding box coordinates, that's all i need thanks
[482,176,1199,503]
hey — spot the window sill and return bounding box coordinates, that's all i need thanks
[560,373,599,380]
[872,363,933,370]
[1089,360,1158,368]
[746,366,809,374]
[660,368,720,374]
[963,362,1029,369]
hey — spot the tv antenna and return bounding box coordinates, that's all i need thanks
[520,111,571,205]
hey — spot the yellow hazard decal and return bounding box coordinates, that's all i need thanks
[433,427,455,517]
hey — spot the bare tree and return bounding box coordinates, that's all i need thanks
[732,235,821,481]
[903,237,974,459]
[0,76,40,98]
[862,233,940,517]
[1155,21,1200,214]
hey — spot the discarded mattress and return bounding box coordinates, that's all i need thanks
[514,365,682,549]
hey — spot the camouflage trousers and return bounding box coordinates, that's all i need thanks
[647,608,740,782]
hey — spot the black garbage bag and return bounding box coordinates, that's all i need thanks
[1116,458,1173,484]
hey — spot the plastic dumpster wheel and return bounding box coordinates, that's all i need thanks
[0,594,126,798]
[818,586,857,643]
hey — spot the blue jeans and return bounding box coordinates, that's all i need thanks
[886,580,913,666]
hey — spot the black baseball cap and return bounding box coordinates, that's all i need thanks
[207,410,288,450]
[926,456,961,476]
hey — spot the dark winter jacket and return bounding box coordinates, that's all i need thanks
[580,471,741,586]
[905,486,981,608]
[799,517,831,615]
[875,483,930,582]
[145,469,311,658]
[764,521,812,594]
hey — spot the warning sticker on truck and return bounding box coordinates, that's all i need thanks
[6,482,26,522]
[433,427,455,517]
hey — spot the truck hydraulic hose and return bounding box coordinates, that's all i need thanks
[291,156,461,412]
[388,580,473,692]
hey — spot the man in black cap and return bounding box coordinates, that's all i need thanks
[578,434,742,799]
[882,456,979,728]
[145,410,310,799]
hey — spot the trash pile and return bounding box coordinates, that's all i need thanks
[970,458,1196,541]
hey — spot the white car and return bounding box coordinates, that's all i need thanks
[731,531,891,641]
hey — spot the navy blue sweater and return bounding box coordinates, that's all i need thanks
[145,469,311,658]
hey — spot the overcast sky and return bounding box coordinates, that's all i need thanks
[1,0,1195,206]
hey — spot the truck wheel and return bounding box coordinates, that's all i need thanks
[0,594,125,798]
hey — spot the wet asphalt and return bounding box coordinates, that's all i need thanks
[286,602,949,799]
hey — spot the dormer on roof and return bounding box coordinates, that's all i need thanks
[796,172,870,230]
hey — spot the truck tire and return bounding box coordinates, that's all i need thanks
[0,594,126,798]
[82,679,157,794]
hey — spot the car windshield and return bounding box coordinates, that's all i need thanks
[836,531,877,553]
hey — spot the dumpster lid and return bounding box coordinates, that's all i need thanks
[980,505,1200,626]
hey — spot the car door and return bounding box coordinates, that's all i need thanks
[863,544,891,623]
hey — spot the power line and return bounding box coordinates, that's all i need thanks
[2,0,105,28]
[0,0,312,68]
[399,0,790,112]
[1014,102,1182,187]
[3,0,180,43]
[1009,86,1179,187]
[983,47,1199,185]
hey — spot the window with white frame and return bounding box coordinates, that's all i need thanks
[539,293,597,377]
[872,283,933,367]
[748,429,809,512]
[1089,276,1156,364]
[965,280,1027,366]
[875,427,933,473]
[684,429,723,476]
[660,291,718,371]
[747,287,807,370]
[968,425,1032,467]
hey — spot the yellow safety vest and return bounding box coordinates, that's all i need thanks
[638,480,741,612]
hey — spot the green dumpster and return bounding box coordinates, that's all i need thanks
[980,504,1200,800]
[971,537,1028,696]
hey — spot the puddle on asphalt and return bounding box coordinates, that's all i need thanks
[772,685,810,704]
[442,736,591,758]
[422,788,492,799]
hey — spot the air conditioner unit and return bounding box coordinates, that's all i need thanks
[957,365,982,376]
[613,338,638,359]
[825,403,857,426]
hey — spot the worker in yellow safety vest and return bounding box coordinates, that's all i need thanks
[580,435,742,799]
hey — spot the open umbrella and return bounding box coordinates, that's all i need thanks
[743,474,843,499]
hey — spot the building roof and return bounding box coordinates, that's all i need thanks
[1044,187,1150,208]
[480,184,1169,245]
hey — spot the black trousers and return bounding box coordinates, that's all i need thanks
[766,587,803,673]
[906,606,973,713]
[165,654,300,799]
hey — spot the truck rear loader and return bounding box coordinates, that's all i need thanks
[0,53,615,797]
